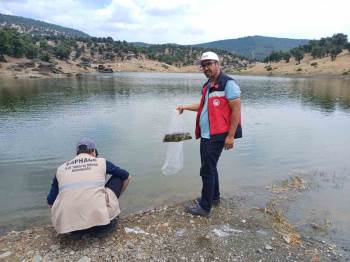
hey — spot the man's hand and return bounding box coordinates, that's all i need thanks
[224,135,234,150]
[176,103,200,114]
[176,106,185,114]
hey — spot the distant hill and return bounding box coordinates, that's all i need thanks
[137,44,248,71]
[193,36,309,60]
[0,13,89,38]
[131,42,152,48]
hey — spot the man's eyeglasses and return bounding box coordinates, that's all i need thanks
[200,61,215,69]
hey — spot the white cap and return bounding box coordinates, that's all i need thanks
[199,51,219,62]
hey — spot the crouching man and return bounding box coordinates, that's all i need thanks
[47,138,131,239]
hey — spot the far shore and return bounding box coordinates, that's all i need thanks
[239,50,350,79]
[1,52,350,81]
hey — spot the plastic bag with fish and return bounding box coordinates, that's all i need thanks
[162,110,191,175]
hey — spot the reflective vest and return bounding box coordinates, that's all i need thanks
[51,153,120,234]
[195,72,242,140]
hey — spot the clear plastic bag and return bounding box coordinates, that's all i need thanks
[161,110,185,175]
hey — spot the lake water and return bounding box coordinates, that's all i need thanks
[0,73,350,249]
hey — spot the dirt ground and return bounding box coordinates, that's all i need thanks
[0,194,348,262]
[1,51,350,80]
[0,56,200,80]
[240,51,350,78]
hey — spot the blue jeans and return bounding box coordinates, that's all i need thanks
[199,138,225,211]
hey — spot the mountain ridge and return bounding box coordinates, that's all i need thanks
[133,36,310,60]
[192,35,309,60]
[0,13,89,38]
[1,13,310,60]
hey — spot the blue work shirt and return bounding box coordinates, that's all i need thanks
[200,80,241,138]
[47,160,129,205]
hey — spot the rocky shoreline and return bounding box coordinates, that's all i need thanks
[0,196,347,262]
[0,56,200,80]
[240,51,350,78]
[1,52,350,80]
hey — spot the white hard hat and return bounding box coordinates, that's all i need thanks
[199,51,219,62]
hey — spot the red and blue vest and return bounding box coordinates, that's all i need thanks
[195,72,242,140]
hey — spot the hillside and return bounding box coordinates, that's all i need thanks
[242,33,350,77]
[0,13,89,38]
[0,24,250,79]
[138,44,248,71]
[0,27,249,79]
[241,51,350,77]
[1,13,349,79]
[193,36,309,61]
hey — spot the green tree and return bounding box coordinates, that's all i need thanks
[330,46,342,61]
[75,48,82,59]
[311,46,324,58]
[39,40,49,50]
[53,44,71,60]
[25,43,39,59]
[331,33,347,47]
[0,29,11,61]
[12,35,26,58]
[40,52,50,62]
[291,48,304,64]
[283,52,291,63]
[345,43,350,53]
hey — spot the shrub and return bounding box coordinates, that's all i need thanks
[265,65,272,71]
[53,44,71,60]
[40,52,50,62]
[330,46,342,61]
[310,62,318,67]
[25,44,39,59]
[346,43,350,53]
[296,68,302,72]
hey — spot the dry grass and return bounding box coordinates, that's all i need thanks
[260,200,301,246]
[267,176,307,194]
[242,51,350,77]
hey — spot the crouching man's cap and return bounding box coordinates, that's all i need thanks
[76,137,97,152]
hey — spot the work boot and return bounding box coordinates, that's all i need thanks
[196,197,220,207]
[185,203,210,217]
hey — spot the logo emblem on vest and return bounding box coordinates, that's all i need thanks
[213,99,220,106]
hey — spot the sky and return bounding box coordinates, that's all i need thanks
[0,0,349,44]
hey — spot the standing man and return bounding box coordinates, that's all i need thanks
[177,51,241,217]
[47,138,131,239]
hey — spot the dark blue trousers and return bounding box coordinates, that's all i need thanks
[105,176,123,198]
[70,176,123,237]
[199,138,225,211]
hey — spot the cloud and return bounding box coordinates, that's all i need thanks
[96,0,141,23]
[0,0,350,44]
[143,0,189,16]
[145,6,186,16]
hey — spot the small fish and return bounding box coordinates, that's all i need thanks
[163,132,192,142]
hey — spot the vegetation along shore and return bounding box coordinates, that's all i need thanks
[1,14,350,79]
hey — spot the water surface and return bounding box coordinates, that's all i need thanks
[0,73,349,248]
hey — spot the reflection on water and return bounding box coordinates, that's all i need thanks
[295,79,350,112]
[241,76,350,113]
[2,75,350,115]
[284,170,350,250]
[0,73,350,248]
